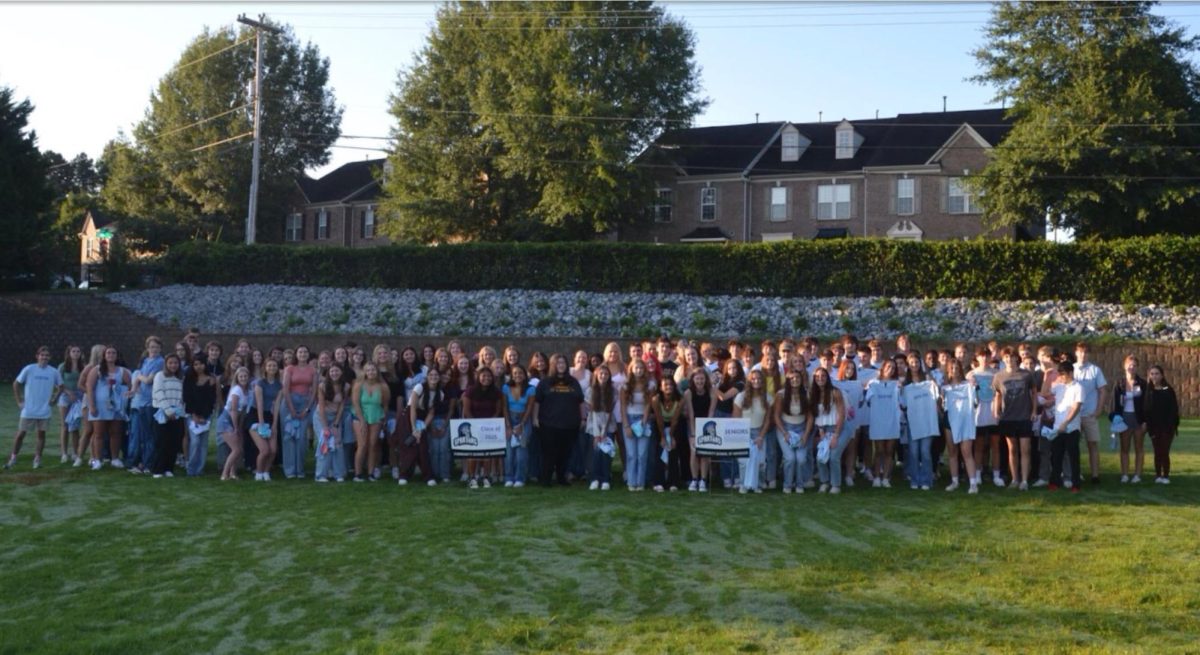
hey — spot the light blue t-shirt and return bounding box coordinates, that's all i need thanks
[17,363,63,420]
[902,380,941,440]
[503,384,536,419]
[1073,362,1108,415]
[132,355,165,409]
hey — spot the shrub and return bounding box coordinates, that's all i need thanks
[1040,317,1059,331]
[870,297,895,310]
[163,237,1200,305]
[886,317,905,331]
[1098,318,1115,331]
[1153,321,1168,333]
[748,317,768,332]
[1066,301,1081,313]
[986,316,1007,332]
[922,298,936,310]
[939,318,958,333]
[792,316,810,331]
[1018,301,1035,313]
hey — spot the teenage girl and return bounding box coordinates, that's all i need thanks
[620,358,653,491]
[807,367,846,494]
[773,366,809,494]
[280,345,316,479]
[941,358,979,493]
[1113,355,1147,483]
[85,345,131,469]
[313,364,349,482]
[57,345,85,464]
[651,376,685,492]
[866,360,901,487]
[217,367,252,481]
[683,368,716,492]
[1143,365,1179,484]
[251,358,282,481]
[502,364,536,487]
[734,369,771,494]
[351,362,390,482]
[587,365,617,490]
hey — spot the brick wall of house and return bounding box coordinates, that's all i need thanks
[4,293,1196,416]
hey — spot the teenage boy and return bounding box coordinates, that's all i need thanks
[1049,362,1084,492]
[7,347,64,470]
[1073,342,1108,483]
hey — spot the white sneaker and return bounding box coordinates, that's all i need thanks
[482,478,491,488]
[1162,477,1171,485]
[1120,475,1130,483]
[427,479,437,487]
[316,477,328,483]
[804,480,816,489]
[73,457,82,468]
[872,478,882,488]
[391,467,400,480]
[946,480,959,492]
[653,485,664,493]
[336,477,345,483]
[1008,479,1020,490]
[260,472,267,481]
[992,475,1004,487]
[513,481,525,488]
[90,459,102,471]
[767,480,777,490]
[782,487,793,494]
[722,478,733,489]
[1019,482,1029,491]
[372,467,381,479]
[468,478,478,489]
[589,480,600,490]
[1131,475,1141,484]
[687,480,698,492]
[398,478,408,486]
[881,479,891,488]
[920,485,930,491]
[60,454,70,464]
[3,456,15,470]
[968,483,979,494]
[1032,479,1048,488]
[32,457,42,470]
[164,471,173,478]
[504,481,514,488]
[753,487,763,494]
[698,480,708,493]
[601,482,611,490]
[153,474,163,479]
[739,487,748,494]
[819,484,830,493]
[111,459,125,469]
[830,486,841,495]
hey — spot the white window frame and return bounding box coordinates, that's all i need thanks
[817,184,851,220]
[700,187,717,222]
[362,206,376,239]
[781,129,800,162]
[285,213,302,242]
[896,178,915,215]
[653,188,673,223]
[769,186,788,222]
[948,177,978,214]
[836,129,854,159]
[316,209,329,239]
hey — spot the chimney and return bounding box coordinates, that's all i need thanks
[943,95,947,112]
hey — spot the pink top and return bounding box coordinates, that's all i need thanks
[287,365,315,395]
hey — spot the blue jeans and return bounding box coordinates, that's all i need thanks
[505,421,530,483]
[910,436,934,487]
[714,410,739,485]
[740,433,766,490]
[591,441,613,484]
[624,414,649,487]
[569,428,592,478]
[428,418,451,481]
[281,393,310,478]
[186,421,209,476]
[816,425,849,486]
[763,427,779,485]
[128,404,156,469]
[777,425,807,490]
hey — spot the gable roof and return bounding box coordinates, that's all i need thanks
[297,158,386,204]
[651,109,1010,178]
[80,208,115,234]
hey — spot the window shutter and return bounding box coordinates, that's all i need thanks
[300,214,307,241]
[811,185,819,219]
[849,184,857,219]
[359,209,365,238]
[939,178,949,213]
[888,179,897,215]
[913,178,922,214]
[765,186,773,220]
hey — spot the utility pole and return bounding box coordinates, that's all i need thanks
[237,13,281,245]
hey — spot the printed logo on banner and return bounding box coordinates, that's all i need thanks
[449,418,506,458]
[693,417,751,457]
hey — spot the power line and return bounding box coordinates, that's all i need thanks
[168,35,255,75]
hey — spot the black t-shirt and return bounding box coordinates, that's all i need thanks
[994,369,1035,423]
[534,374,584,429]
[715,381,745,414]
[660,360,679,380]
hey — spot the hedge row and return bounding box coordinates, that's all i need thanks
[163,237,1200,305]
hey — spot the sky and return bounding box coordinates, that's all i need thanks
[4,1,1200,179]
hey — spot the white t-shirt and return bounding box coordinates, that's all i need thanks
[733,391,769,429]
[1073,362,1107,415]
[224,384,250,414]
[902,380,941,440]
[17,363,62,420]
[1052,380,1084,433]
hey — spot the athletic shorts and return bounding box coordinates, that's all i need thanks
[997,420,1033,438]
[18,417,50,432]
[975,424,998,438]
[1080,415,1101,443]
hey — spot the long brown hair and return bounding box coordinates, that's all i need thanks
[808,367,834,414]
[740,369,768,410]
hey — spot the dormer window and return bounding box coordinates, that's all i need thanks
[835,120,860,159]
[781,126,800,162]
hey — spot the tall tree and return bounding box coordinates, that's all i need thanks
[972,1,1200,238]
[383,1,707,242]
[102,22,342,244]
[0,84,54,286]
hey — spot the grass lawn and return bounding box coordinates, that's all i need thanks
[1,393,1198,655]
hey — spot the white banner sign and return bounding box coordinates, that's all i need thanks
[449,418,507,458]
[693,417,751,457]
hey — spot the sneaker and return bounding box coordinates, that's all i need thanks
[946,480,959,492]
[1154,476,1164,484]
[589,480,600,490]
[1131,475,1141,484]
[881,479,891,489]
[1162,477,1170,485]
[1070,486,1080,494]
[73,457,82,468]
[653,485,664,493]
[1047,483,1059,492]
[687,480,698,492]
[992,475,1004,488]
[722,478,733,489]
[354,476,365,483]
[1032,479,1048,488]
[698,480,708,493]
[32,457,42,470]
[601,482,611,491]
[739,487,748,494]
[111,459,125,469]
[398,478,408,486]
[504,481,514,488]
[968,484,979,494]
[910,484,919,490]
[254,472,262,481]
[3,455,15,470]
[819,484,830,493]
[804,480,816,489]
[391,466,400,480]
[153,473,163,479]
[782,487,793,495]
[460,472,468,482]
[830,486,841,495]
[90,459,102,471]
[1019,482,1029,491]
[1120,474,1129,483]
[482,478,491,488]
[60,454,70,464]
[844,477,854,488]
[920,485,930,491]
[372,468,381,480]
[336,477,345,483]
[796,486,804,494]
[468,478,478,489]
[164,471,173,478]
[1008,479,1020,490]
[128,466,141,475]
[316,477,328,483]
[872,478,882,488]
[513,481,525,488]
[767,480,777,490]
[427,479,437,487]
[753,487,763,494]
[1063,481,1074,490]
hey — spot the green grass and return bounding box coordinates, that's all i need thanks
[1,395,1199,654]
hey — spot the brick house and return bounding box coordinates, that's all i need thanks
[286,158,390,247]
[78,208,117,284]
[623,108,1042,243]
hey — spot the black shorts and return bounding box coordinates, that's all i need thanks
[975,424,998,438]
[938,412,950,433]
[997,420,1033,438]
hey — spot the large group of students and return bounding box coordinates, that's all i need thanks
[6,329,1184,494]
